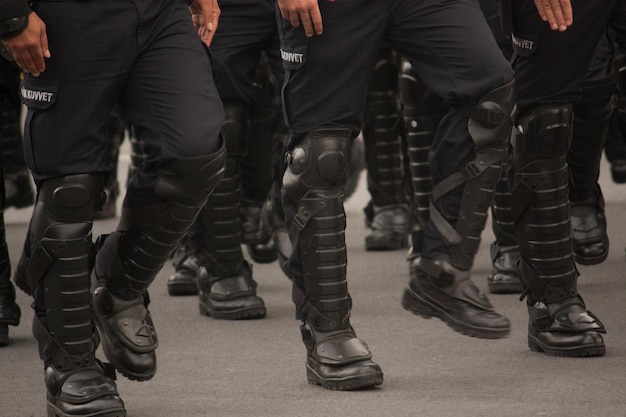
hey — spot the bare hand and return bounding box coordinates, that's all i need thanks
[277,0,334,37]
[189,0,220,46]
[533,0,573,31]
[2,13,50,76]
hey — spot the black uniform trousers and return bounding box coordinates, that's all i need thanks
[512,0,626,111]
[210,0,283,107]
[20,0,223,206]
[277,0,513,289]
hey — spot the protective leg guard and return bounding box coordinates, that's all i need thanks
[195,105,266,319]
[568,74,615,265]
[166,237,202,296]
[605,49,626,183]
[487,173,521,294]
[16,174,125,416]
[284,129,382,390]
[92,144,226,380]
[362,49,411,251]
[195,160,266,318]
[96,109,124,220]
[1,90,34,209]
[402,81,515,338]
[398,59,447,258]
[510,105,605,357]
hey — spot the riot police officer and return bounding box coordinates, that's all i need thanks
[506,0,620,356]
[1,1,226,416]
[277,0,514,390]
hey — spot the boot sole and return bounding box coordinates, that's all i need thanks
[365,235,408,251]
[401,288,510,339]
[47,403,126,417]
[528,335,606,357]
[306,366,383,391]
[199,302,266,320]
[246,245,279,264]
[487,281,522,294]
[167,282,199,296]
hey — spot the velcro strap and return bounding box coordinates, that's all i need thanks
[314,333,372,365]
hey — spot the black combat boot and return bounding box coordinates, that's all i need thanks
[403,256,510,338]
[511,105,606,357]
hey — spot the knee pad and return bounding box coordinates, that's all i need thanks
[462,80,516,149]
[283,129,352,208]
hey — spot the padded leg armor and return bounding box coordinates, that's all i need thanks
[397,59,448,259]
[605,50,626,184]
[362,49,412,251]
[487,172,522,294]
[196,102,266,320]
[240,64,281,263]
[0,197,20,346]
[19,174,126,416]
[92,144,226,380]
[402,82,514,339]
[510,105,606,357]
[284,129,383,390]
[96,109,124,220]
[0,61,34,210]
[568,74,615,265]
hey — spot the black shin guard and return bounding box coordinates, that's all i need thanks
[16,174,124,416]
[362,50,411,251]
[398,59,447,258]
[92,145,226,380]
[510,105,605,357]
[284,129,383,390]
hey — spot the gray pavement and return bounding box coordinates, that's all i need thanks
[2,146,626,417]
